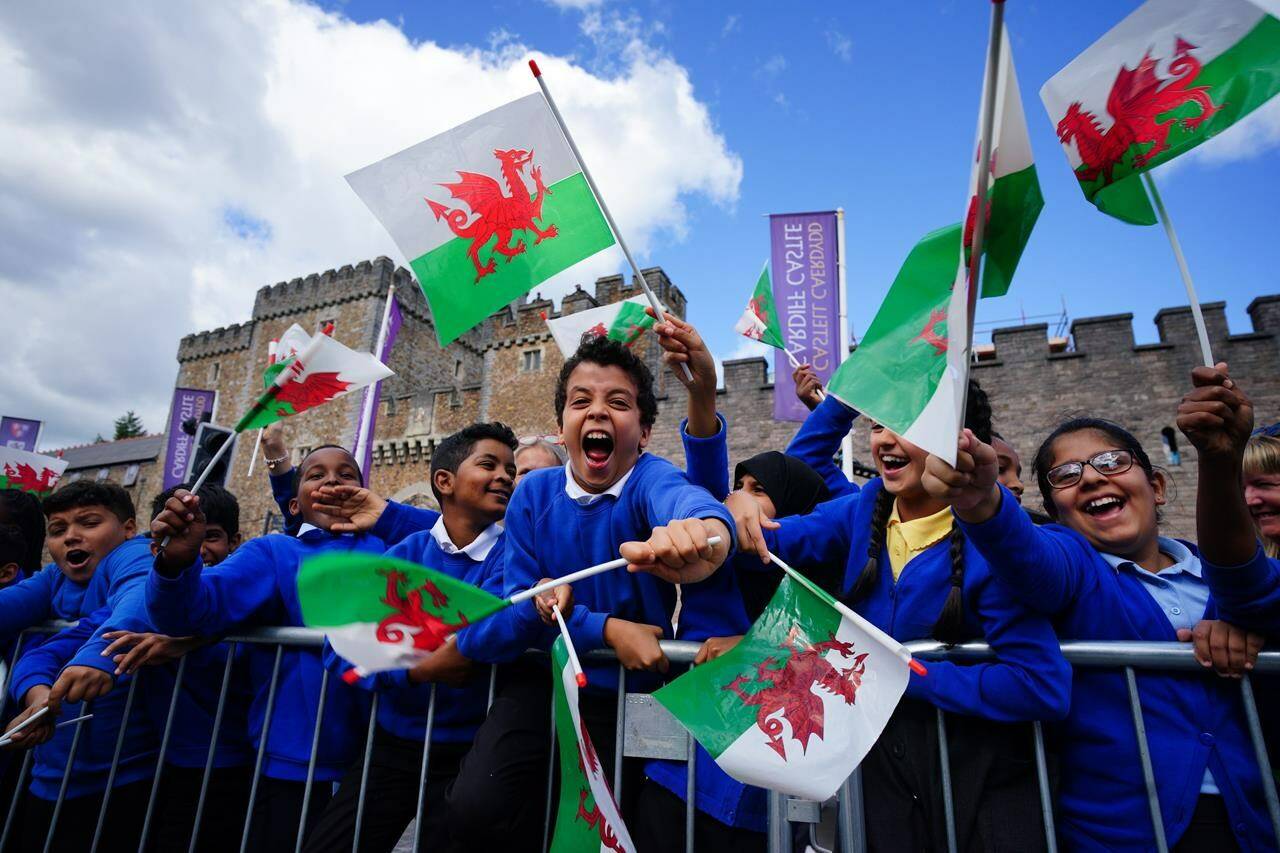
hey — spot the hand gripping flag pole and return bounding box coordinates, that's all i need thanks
[1141,172,1214,367]
[552,603,588,688]
[0,712,93,748]
[529,58,694,383]
[510,536,723,606]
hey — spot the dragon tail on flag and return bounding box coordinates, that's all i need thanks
[550,635,635,853]
[0,447,68,498]
[733,262,789,352]
[545,296,658,358]
[1042,0,1280,225]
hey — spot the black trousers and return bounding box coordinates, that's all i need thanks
[1172,795,1241,852]
[17,779,151,853]
[245,776,333,852]
[151,764,252,853]
[304,726,468,853]
[633,779,766,853]
[446,660,638,853]
[863,699,1054,853]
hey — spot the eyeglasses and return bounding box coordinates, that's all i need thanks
[1045,449,1134,489]
[517,434,562,447]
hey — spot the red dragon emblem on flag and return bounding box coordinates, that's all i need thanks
[374,568,471,652]
[2,463,60,496]
[271,371,350,418]
[1056,37,1219,186]
[725,628,867,759]
[426,148,560,283]
[910,308,949,356]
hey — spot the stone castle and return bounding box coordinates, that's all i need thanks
[58,256,1280,540]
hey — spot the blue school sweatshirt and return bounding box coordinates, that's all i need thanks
[325,524,504,744]
[1199,545,1280,635]
[784,395,860,498]
[5,536,158,800]
[958,487,1276,852]
[761,479,1071,722]
[370,501,441,548]
[455,452,737,692]
[145,528,382,782]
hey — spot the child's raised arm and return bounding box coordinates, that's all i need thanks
[785,392,859,498]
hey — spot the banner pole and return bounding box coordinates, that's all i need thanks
[836,208,854,479]
[957,0,1005,427]
[354,284,397,470]
[529,59,692,382]
[1141,172,1214,367]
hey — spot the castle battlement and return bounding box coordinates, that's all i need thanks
[252,256,410,321]
[176,321,256,362]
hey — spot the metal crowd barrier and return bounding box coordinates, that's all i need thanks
[0,625,1277,853]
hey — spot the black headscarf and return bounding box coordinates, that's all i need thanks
[733,451,830,520]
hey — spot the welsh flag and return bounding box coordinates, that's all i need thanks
[1042,0,1280,224]
[546,295,657,358]
[0,447,68,498]
[655,573,910,802]
[347,93,617,345]
[298,552,509,674]
[550,636,635,853]
[235,328,393,432]
[733,262,787,350]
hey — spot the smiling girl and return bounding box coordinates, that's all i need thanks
[1243,434,1280,557]
[924,418,1277,851]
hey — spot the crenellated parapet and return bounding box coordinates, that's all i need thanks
[176,322,256,362]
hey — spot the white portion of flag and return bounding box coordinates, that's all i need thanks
[988,26,1033,178]
[545,295,651,358]
[0,446,68,490]
[276,324,313,362]
[559,654,635,852]
[326,623,429,676]
[287,332,394,391]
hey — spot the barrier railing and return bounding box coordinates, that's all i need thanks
[0,625,1276,853]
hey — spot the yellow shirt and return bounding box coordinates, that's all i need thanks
[886,503,954,581]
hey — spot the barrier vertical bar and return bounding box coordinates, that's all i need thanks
[613,665,625,797]
[140,655,188,850]
[1031,721,1058,853]
[1241,675,1280,844]
[1124,666,1168,853]
[240,645,284,853]
[44,707,90,853]
[295,666,331,853]
[487,665,497,711]
[542,691,556,853]
[1,750,33,849]
[410,684,437,853]
[767,790,790,853]
[189,642,237,853]
[685,731,696,853]
[837,768,867,853]
[936,708,957,853]
[0,633,27,721]
[352,693,380,853]
[91,676,141,852]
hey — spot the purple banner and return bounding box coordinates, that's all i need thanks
[163,388,216,489]
[354,295,403,477]
[769,211,840,422]
[0,417,41,452]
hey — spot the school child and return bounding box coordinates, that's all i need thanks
[924,411,1277,851]
[0,489,46,576]
[305,422,522,853]
[514,436,566,484]
[1242,430,1280,558]
[735,382,1070,853]
[445,334,736,852]
[148,445,383,851]
[0,481,158,852]
[783,364,861,498]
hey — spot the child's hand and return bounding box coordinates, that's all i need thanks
[621,518,730,584]
[310,485,388,533]
[262,422,291,471]
[101,631,205,676]
[534,579,573,626]
[650,310,717,398]
[694,635,743,665]
[603,619,669,673]
[725,490,779,564]
[151,489,205,573]
[793,363,823,411]
[1178,619,1264,679]
[2,687,55,750]
[1177,362,1254,461]
[922,430,1001,520]
[407,637,474,687]
[47,666,114,712]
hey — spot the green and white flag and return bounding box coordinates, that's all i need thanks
[967,27,1043,298]
[1042,0,1280,224]
[733,262,787,350]
[546,296,657,358]
[298,552,509,675]
[827,224,969,465]
[550,636,635,853]
[234,330,393,432]
[347,93,617,345]
[0,447,67,498]
[655,573,910,802]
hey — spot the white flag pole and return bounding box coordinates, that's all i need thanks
[354,284,397,469]
[510,536,722,605]
[529,59,693,383]
[246,339,277,479]
[552,604,588,687]
[1141,172,1214,367]
[836,208,854,477]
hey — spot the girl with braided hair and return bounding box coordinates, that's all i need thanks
[727,379,1069,852]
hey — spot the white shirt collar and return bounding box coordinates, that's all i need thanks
[429,516,503,561]
[297,522,318,537]
[562,460,636,505]
[1101,536,1200,578]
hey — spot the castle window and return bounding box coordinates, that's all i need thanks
[123,464,139,487]
[521,349,543,373]
[209,362,220,382]
[95,468,110,482]
[1160,427,1182,466]
[453,358,464,380]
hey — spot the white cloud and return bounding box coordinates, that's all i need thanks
[543,0,604,8]
[826,29,852,63]
[0,0,741,448]
[721,15,740,38]
[1178,97,1280,168]
[759,54,787,77]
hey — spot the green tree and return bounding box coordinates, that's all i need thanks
[112,411,145,440]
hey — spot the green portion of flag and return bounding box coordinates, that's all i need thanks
[980,164,1043,298]
[605,300,656,345]
[410,173,616,345]
[298,551,508,628]
[734,263,787,350]
[234,387,295,432]
[0,473,56,499]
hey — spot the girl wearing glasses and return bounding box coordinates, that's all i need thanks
[923,418,1274,851]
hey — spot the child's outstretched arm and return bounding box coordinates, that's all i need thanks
[310,485,439,546]
[784,387,859,498]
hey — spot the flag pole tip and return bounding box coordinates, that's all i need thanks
[529,59,541,77]
[342,668,361,685]
[909,659,928,677]
[575,673,588,688]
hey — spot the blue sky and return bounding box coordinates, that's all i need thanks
[333,0,1280,353]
